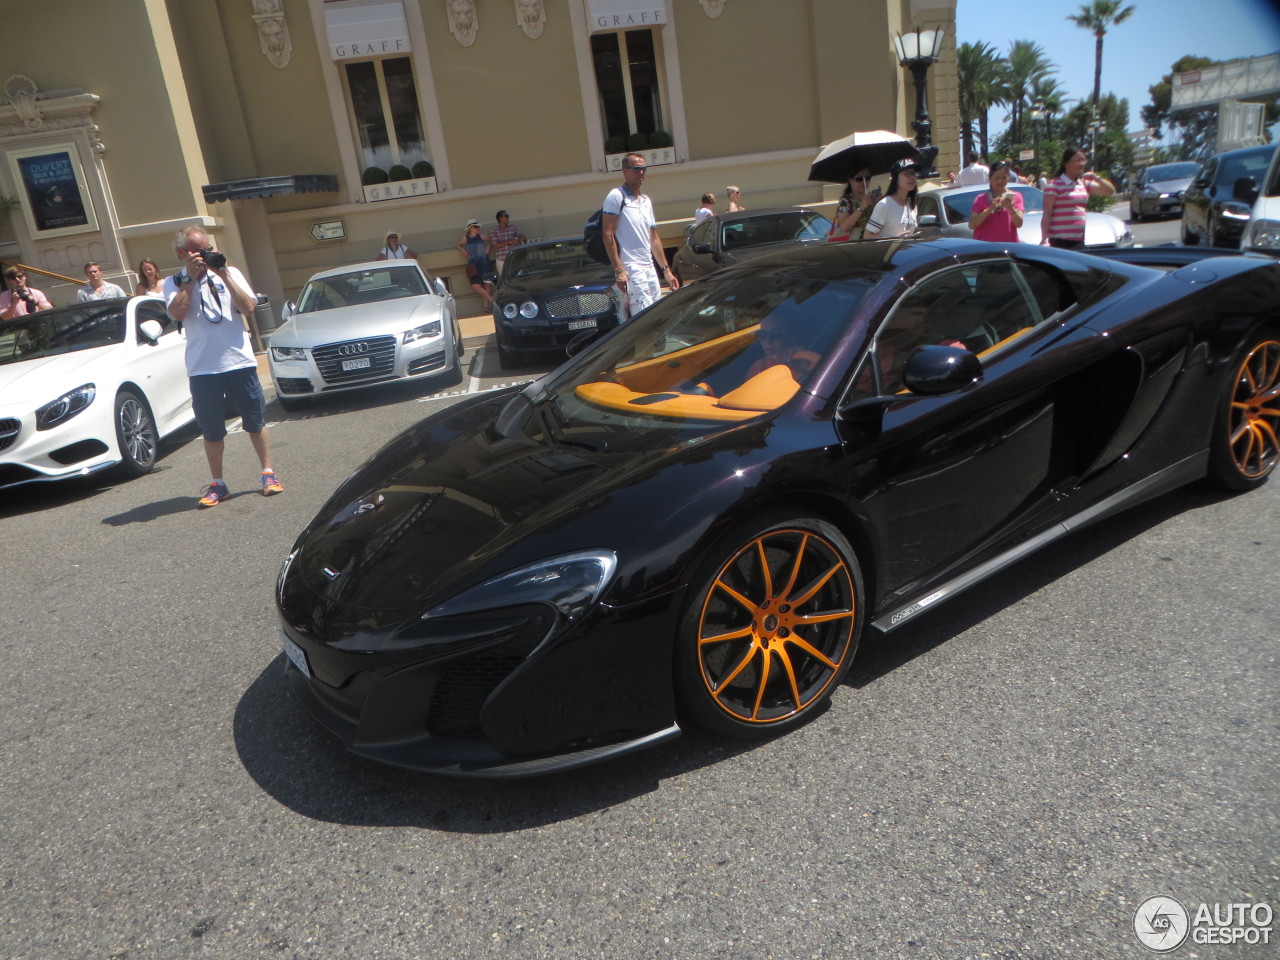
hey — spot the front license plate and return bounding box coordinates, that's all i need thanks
[342,357,372,371]
[567,319,597,331]
[281,632,311,678]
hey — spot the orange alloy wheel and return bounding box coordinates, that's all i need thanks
[696,527,857,726]
[1228,338,1280,480]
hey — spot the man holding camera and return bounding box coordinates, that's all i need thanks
[0,266,53,319]
[165,225,282,508]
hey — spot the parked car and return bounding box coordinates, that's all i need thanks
[0,296,193,491]
[276,237,1279,777]
[269,260,461,410]
[1130,161,1200,220]
[672,207,832,283]
[1181,144,1275,248]
[491,237,620,369]
[1237,143,1280,256]
[915,184,1134,248]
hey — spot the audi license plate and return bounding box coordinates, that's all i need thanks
[281,632,311,678]
[567,319,597,331]
[342,356,372,371]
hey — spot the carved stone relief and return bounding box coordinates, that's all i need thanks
[515,0,546,39]
[252,0,293,69]
[447,0,478,46]
[699,0,727,17]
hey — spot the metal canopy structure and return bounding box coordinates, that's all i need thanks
[1171,53,1280,110]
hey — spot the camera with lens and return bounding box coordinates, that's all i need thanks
[198,247,227,270]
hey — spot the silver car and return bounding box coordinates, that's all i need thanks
[916,184,1134,248]
[1130,161,1199,221]
[269,260,461,410]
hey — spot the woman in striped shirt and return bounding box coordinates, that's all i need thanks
[1040,146,1115,249]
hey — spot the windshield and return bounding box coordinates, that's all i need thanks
[0,302,126,365]
[296,265,428,313]
[506,240,604,280]
[532,270,870,443]
[720,212,833,249]
[943,185,1044,224]
[1145,162,1198,182]
[1218,148,1273,186]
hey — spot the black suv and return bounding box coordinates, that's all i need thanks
[1181,144,1276,247]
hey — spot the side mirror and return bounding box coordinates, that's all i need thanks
[692,241,713,255]
[433,277,449,298]
[281,300,296,322]
[918,214,939,227]
[1233,176,1260,205]
[138,319,164,344]
[901,345,982,395]
[1192,177,1210,189]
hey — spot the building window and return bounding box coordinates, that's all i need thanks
[343,56,427,172]
[591,29,665,147]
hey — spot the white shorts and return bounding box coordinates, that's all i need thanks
[623,259,661,320]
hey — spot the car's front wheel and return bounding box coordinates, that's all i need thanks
[114,389,158,477]
[1206,328,1280,491]
[1182,219,1199,246]
[676,512,864,739]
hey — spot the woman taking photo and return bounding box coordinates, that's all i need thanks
[1041,146,1114,249]
[863,160,920,239]
[828,168,877,242]
[969,162,1025,243]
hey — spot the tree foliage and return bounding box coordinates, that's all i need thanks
[958,42,1005,161]
[1067,1,1136,108]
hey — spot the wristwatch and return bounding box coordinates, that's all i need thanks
[177,274,193,285]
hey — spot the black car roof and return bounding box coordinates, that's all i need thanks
[709,206,824,225]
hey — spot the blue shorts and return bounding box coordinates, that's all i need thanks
[190,367,266,441]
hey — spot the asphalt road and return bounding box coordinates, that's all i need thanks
[1,237,1276,960]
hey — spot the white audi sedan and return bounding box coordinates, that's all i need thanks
[0,296,193,491]
[269,260,461,410]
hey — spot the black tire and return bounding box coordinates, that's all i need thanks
[454,317,465,359]
[1130,201,1143,222]
[1206,329,1280,491]
[1182,220,1199,246]
[496,337,519,370]
[675,512,864,739]
[114,389,158,477]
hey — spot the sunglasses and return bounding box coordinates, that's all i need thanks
[626,166,647,173]
[851,176,872,183]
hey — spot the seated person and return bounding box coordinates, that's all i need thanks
[863,299,968,394]
[747,309,820,382]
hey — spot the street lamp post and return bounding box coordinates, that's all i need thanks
[893,25,947,177]
[1088,115,1108,162]
[1028,98,1044,178]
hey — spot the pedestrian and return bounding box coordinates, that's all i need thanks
[455,219,496,311]
[863,159,921,239]
[135,258,165,296]
[693,193,716,224]
[1041,145,1115,249]
[602,153,679,320]
[1,266,53,319]
[488,210,527,276]
[76,261,127,301]
[828,167,877,242]
[954,151,990,187]
[969,161,1025,242]
[164,225,283,507]
[726,185,746,212]
[375,230,417,261]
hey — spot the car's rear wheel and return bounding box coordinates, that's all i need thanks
[676,513,863,739]
[114,389,158,477]
[1206,329,1280,491]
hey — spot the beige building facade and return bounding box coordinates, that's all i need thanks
[0,0,956,318]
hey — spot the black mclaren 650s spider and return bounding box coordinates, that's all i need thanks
[276,237,1280,777]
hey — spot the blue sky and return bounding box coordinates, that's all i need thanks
[955,0,1280,141]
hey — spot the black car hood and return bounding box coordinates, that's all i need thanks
[497,267,614,299]
[280,388,784,635]
[729,239,827,263]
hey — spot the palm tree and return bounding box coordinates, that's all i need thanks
[958,42,1005,161]
[1030,76,1068,141]
[1002,41,1056,146]
[1068,1,1136,109]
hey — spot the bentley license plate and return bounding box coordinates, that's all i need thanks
[342,356,372,371]
[567,319,597,331]
[281,632,311,678]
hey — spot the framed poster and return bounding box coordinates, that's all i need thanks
[7,143,99,238]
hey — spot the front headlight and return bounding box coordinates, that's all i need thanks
[423,550,618,623]
[1221,203,1252,221]
[1116,228,1135,247]
[1247,219,1280,250]
[403,320,442,343]
[519,301,539,319]
[270,346,308,362]
[501,302,518,319]
[37,383,96,431]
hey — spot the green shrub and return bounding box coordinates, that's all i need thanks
[361,166,388,185]
[626,132,649,152]
[411,160,436,179]
[387,164,412,182]
[648,130,672,148]
[604,135,627,155]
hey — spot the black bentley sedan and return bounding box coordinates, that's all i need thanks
[491,237,620,368]
[277,238,1280,777]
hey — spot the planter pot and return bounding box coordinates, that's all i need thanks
[605,147,675,172]
[362,176,438,202]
